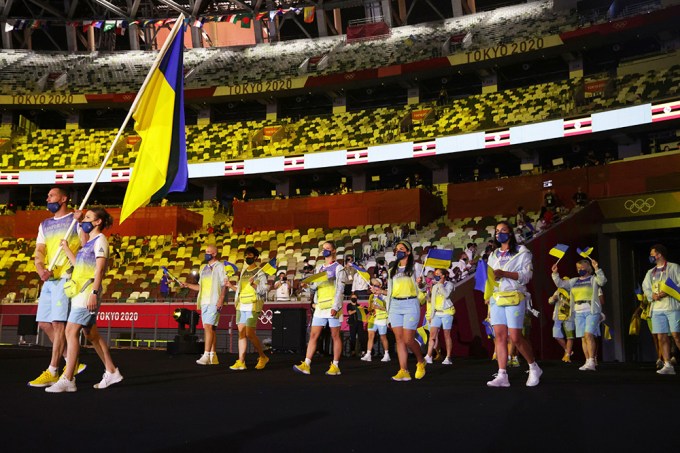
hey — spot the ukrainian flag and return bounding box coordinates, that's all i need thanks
[261,258,278,276]
[120,23,188,224]
[351,262,371,283]
[473,259,496,300]
[661,278,680,301]
[224,261,238,277]
[549,244,569,259]
[302,270,328,285]
[424,248,454,269]
[357,305,368,323]
[577,246,594,258]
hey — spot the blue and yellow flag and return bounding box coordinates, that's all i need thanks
[301,271,328,285]
[357,305,368,323]
[661,278,680,301]
[549,244,569,259]
[577,246,594,258]
[223,261,238,277]
[424,248,454,269]
[121,23,188,224]
[351,262,371,283]
[473,259,496,300]
[261,258,277,276]
[634,286,644,302]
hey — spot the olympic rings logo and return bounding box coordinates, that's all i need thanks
[259,309,273,325]
[623,198,656,214]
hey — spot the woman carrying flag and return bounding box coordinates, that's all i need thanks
[486,221,542,387]
[294,241,346,376]
[371,240,426,381]
[642,244,680,375]
[548,281,575,362]
[47,208,123,392]
[227,246,269,371]
[552,258,607,371]
[424,268,455,365]
[361,278,391,362]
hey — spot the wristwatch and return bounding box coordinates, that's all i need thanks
[92,289,99,295]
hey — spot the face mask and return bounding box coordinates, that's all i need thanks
[496,233,510,244]
[396,251,407,261]
[47,202,61,213]
[204,253,213,262]
[649,256,657,264]
[578,269,588,277]
[245,257,255,265]
[351,298,357,303]
[322,249,332,257]
[80,221,95,234]
[434,276,441,282]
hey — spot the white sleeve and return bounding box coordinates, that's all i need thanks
[94,235,109,259]
[37,224,46,245]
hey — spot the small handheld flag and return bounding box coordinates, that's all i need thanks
[357,306,368,323]
[473,259,496,300]
[661,278,680,301]
[161,266,181,283]
[261,258,278,276]
[415,320,429,346]
[223,261,238,277]
[634,286,644,302]
[301,271,328,285]
[549,244,569,260]
[423,248,454,269]
[482,318,494,339]
[351,262,371,283]
[577,247,594,258]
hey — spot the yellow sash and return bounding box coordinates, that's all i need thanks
[316,281,336,310]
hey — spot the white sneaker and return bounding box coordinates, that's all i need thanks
[579,360,597,371]
[360,352,372,362]
[424,355,433,364]
[657,364,676,375]
[381,353,391,362]
[442,357,453,365]
[486,372,510,387]
[526,366,543,387]
[196,354,210,365]
[94,368,124,389]
[45,375,77,393]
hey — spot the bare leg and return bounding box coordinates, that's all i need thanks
[508,328,536,364]
[305,326,323,361]
[330,327,342,362]
[555,338,567,350]
[427,326,440,357]
[50,321,66,368]
[443,329,453,358]
[393,326,408,370]
[366,330,376,353]
[586,333,597,361]
[493,325,509,369]
[236,324,247,361]
[63,323,81,380]
[658,334,671,361]
[85,325,117,373]
[403,328,424,363]
[380,333,389,352]
[246,327,266,358]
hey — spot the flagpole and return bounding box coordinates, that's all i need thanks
[47,14,186,271]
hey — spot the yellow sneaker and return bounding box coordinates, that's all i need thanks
[229,359,246,371]
[415,361,426,380]
[325,362,341,376]
[255,356,269,370]
[62,362,87,377]
[561,353,571,363]
[391,369,411,381]
[210,354,219,365]
[28,369,59,388]
[293,361,311,375]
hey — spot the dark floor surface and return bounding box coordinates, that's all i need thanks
[1,345,677,452]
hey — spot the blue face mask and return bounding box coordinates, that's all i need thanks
[47,202,61,213]
[434,276,441,282]
[649,256,657,264]
[496,233,510,244]
[80,221,94,234]
[578,269,588,277]
[322,249,332,257]
[204,253,213,262]
[396,251,407,261]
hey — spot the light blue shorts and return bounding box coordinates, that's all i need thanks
[430,314,454,330]
[36,279,70,323]
[489,299,526,330]
[651,310,680,334]
[575,311,600,337]
[553,320,575,339]
[201,305,220,326]
[68,307,97,327]
[388,298,420,330]
[236,309,257,328]
[368,322,388,335]
[311,315,341,328]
